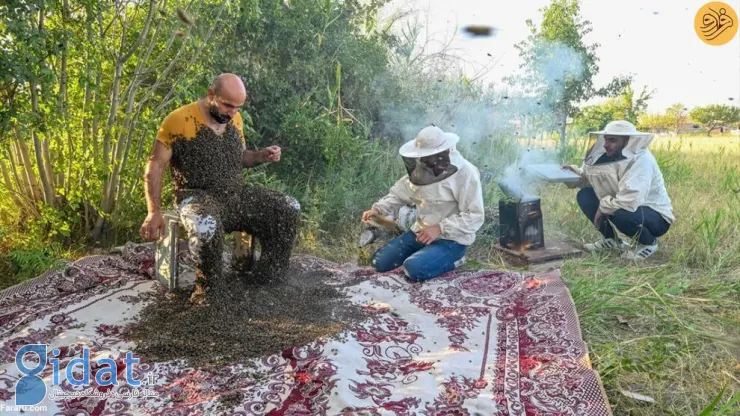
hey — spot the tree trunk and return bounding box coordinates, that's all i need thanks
[93,0,158,241]
[103,63,123,168]
[14,139,40,203]
[84,194,90,234]
[7,148,27,201]
[92,70,102,168]
[0,160,23,209]
[30,84,55,206]
[59,0,72,197]
[28,1,55,206]
[7,147,40,218]
[42,135,56,200]
[11,143,32,202]
[93,60,124,240]
[82,2,94,179]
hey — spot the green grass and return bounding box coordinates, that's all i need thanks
[547,136,740,415]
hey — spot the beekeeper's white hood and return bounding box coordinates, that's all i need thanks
[585,120,655,164]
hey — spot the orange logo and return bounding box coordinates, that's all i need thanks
[695,2,738,45]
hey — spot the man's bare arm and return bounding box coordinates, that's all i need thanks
[144,141,172,213]
[242,149,265,168]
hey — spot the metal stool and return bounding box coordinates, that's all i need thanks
[154,210,258,290]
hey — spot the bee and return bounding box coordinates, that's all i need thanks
[463,25,497,37]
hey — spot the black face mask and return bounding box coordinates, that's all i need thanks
[208,102,232,124]
[419,151,451,176]
[404,150,458,186]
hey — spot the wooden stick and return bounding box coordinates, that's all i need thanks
[368,214,400,231]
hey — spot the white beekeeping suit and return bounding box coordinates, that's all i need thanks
[371,126,485,246]
[571,122,675,223]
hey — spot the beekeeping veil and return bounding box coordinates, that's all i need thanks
[584,120,654,165]
[400,125,460,186]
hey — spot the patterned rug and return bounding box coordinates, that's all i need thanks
[0,243,612,415]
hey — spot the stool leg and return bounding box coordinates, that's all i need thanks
[168,217,180,290]
[232,231,254,272]
[155,213,181,291]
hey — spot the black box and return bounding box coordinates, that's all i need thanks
[498,198,545,250]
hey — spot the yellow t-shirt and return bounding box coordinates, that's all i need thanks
[156,102,245,149]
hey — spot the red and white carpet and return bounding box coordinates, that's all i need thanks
[0,244,612,415]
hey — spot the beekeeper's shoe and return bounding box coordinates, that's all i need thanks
[454,256,467,269]
[584,238,628,253]
[621,242,658,261]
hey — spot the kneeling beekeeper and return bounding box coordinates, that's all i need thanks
[563,120,675,260]
[362,126,485,281]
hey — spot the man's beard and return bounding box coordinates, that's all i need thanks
[420,151,451,176]
[209,103,232,124]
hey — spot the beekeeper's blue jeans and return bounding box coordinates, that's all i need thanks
[577,187,670,245]
[371,231,467,281]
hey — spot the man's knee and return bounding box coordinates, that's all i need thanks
[402,257,434,281]
[271,193,301,224]
[285,195,301,212]
[611,209,641,227]
[371,250,395,273]
[577,187,596,207]
[609,209,648,240]
[180,202,220,242]
[182,213,219,241]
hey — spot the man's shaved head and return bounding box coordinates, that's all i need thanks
[205,73,247,124]
[211,73,247,102]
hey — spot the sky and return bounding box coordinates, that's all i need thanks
[381,0,740,112]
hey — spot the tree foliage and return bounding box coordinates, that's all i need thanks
[639,103,688,134]
[571,82,653,133]
[689,104,740,136]
[509,0,628,146]
[665,103,689,134]
[0,0,399,244]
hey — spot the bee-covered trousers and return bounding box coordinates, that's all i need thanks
[175,185,301,288]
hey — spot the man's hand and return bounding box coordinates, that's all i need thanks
[140,212,165,241]
[362,209,379,223]
[562,165,581,189]
[593,209,607,228]
[260,146,281,163]
[416,224,441,245]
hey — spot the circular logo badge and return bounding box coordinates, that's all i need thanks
[695,2,738,46]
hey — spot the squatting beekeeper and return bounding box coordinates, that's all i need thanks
[563,120,675,260]
[139,73,301,302]
[362,125,485,281]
